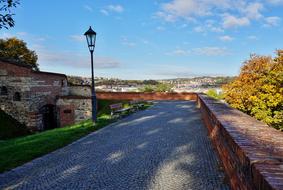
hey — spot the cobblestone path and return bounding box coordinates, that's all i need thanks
[0,101,230,190]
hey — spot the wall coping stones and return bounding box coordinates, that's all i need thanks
[58,96,92,99]
[197,94,283,190]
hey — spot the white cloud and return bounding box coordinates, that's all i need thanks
[264,16,281,27]
[242,2,263,19]
[83,5,93,12]
[100,9,109,16]
[155,0,279,31]
[192,47,229,56]
[69,35,85,42]
[193,21,224,33]
[16,32,28,36]
[167,46,229,56]
[193,26,205,33]
[0,32,14,38]
[219,35,234,42]
[121,37,136,47]
[100,4,124,16]
[38,49,121,69]
[267,0,283,5]
[106,5,124,13]
[156,26,166,31]
[167,49,190,56]
[142,39,149,44]
[155,11,177,22]
[247,35,258,40]
[160,0,230,18]
[222,14,250,28]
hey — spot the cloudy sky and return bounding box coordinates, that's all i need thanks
[1,0,283,79]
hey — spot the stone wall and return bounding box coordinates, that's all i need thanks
[56,97,92,126]
[0,60,68,130]
[68,85,91,97]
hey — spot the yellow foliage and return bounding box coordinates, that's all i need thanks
[223,50,283,130]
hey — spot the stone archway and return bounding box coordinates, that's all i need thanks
[40,104,57,130]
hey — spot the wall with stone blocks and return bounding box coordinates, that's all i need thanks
[197,94,283,190]
[68,85,91,97]
[0,60,68,130]
[56,97,92,126]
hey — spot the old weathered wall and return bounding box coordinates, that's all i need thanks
[68,85,91,97]
[96,92,197,101]
[56,97,92,126]
[197,94,283,190]
[0,60,68,130]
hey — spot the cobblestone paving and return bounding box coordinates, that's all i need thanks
[0,101,230,190]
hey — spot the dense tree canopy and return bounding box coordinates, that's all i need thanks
[0,0,19,29]
[0,37,39,70]
[223,50,283,130]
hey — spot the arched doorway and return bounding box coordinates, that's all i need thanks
[40,104,57,130]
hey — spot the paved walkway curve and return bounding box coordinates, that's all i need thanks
[0,101,230,190]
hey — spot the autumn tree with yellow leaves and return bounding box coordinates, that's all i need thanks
[223,50,283,130]
[0,37,38,70]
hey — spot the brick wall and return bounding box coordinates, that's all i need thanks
[56,97,92,126]
[96,92,197,100]
[197,94,283,190]
[57,105,75,127]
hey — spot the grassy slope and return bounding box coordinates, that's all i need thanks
[0,100,151,173]
[0,110,31,140]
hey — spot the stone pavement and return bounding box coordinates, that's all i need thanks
[0,101,230,190]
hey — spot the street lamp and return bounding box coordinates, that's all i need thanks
[84,26,97,122]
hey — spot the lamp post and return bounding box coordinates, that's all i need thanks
[84,26,97,122]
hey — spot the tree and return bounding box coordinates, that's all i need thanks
[223,50,283,130]
[0,37,39,70]
[155,83,173,92]
[138,83,173,93]
[0,0,19,29]
[138,85,155,92]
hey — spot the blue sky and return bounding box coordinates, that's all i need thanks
[1,0,283,79]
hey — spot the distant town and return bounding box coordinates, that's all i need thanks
[67,75,235,93]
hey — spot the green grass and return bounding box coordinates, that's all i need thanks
[0,100,152,173]
[0,117,111,173]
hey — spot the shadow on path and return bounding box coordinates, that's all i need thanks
[0,101,230,190]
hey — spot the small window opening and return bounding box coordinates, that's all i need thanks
[63,109,72,114]
[61,80,65,87]
[13,92,21,101]
[1,86,8,95]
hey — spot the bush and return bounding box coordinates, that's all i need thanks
[206,89,223,100]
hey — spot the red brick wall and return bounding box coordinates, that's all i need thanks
[57,105,75,127]
[0,60,32,76]
[30,72,67,105]
[197,94,283,190]
[96,92,197,101]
